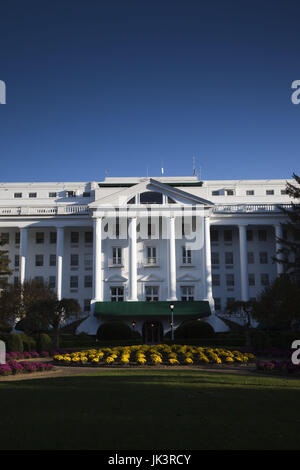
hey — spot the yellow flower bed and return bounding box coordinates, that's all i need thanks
[53,345,255,367]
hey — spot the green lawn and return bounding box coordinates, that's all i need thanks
[1,369,300,450]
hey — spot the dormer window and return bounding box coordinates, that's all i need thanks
[212,190,220,196]
[67,191,76,198]
[225,189,234,196]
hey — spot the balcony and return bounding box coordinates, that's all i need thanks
[0,205,90,216]
[212,203,292,214]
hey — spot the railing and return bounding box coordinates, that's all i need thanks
[212,203,293,214]
[0,205,90,216]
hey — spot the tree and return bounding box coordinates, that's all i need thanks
[48,298,81,349]
[252,275,300,329]
[0,279,80,346]
[274,173,300,280]
[225,300,256,346]
[0,234,12,290]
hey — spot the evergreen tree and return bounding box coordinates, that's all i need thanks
[274,173,300,280]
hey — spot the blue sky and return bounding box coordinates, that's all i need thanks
[0,0,299,182]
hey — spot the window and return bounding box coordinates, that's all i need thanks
[261,273,269,286]
[71,231,79,244]
[112,247,122,265]
[50,232,57,244]
[14,193,22,198]
[214,298,221,310]
[34,276,43,283]
[259,252,268,264]
[14,276,19,286]
[212,274,220,286]
[225,252,233,265]
[67,191,76,197]
[35,232,44,244]
[181,286,194,301]
[211,252,219,265]
[49,192,57,198]
[70,254,79,267]
[29,192,37,198]
[14,255,19,268]
[281,189,287,195]
[182,247,192,264]
[167,196,176,203]
[70,276,78,289]
[224,230,232,242]
[227,297,235,307]
[147,223,156,237]
[226,274,235,287]
[212,190,220,196]
[49,276,56,289]
[1,233,9,244]
[83,192,91,198]
[145,286,159,301]
[110,286,124,302]
[84,231,93,244]
[84,299,91,312]
[211,230,219,242]
[246,230,253,241]
[247,252,254,264]
[246,190,254,196]
[84,275,92,288]
[127,196,136,204]
[49,254,56,266]
[15,232,20,245]
[226,189,234,196]
[147,246,157,264]
[35,255,44,267]
[140,192,163,204]
[84,253,93,270]
[258,229,267,241]
[248,273,255,286]
[266,190,274,195]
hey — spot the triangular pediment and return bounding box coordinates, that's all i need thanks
[104,274,128,283]
[177,273,200,282]
[138,273,164,283]
[89,178,213,208]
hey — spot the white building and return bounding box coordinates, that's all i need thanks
[0,176,295,340]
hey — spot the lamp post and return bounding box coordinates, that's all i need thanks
[169,304,174,341]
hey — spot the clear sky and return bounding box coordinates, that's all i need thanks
[0,0,299,182]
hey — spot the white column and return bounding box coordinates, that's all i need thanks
[93,217,103,302]
[203,216,214,307]
[128,216,137,301]
[274,224,284,276]
[167,216,177,301]
[238,225,249,302]
[56,227,64,300]
[20,227,28,284]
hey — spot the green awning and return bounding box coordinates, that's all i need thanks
[94,301,211,318]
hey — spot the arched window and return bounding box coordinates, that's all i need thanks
[140,191,163,204]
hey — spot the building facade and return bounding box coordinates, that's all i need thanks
[0,176,294,338]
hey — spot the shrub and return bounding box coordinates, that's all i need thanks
[174,320,215,340]
[6,334,24,353]
[37,333,53,352]
[97,321,134,340]
[19,334,36,352]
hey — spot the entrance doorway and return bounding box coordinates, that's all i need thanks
[142,321,163,344]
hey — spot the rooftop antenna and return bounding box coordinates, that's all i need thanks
[105,168,109,178]
[192,156,197,177]
[161,161,164,176]
[199,166,202,180]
